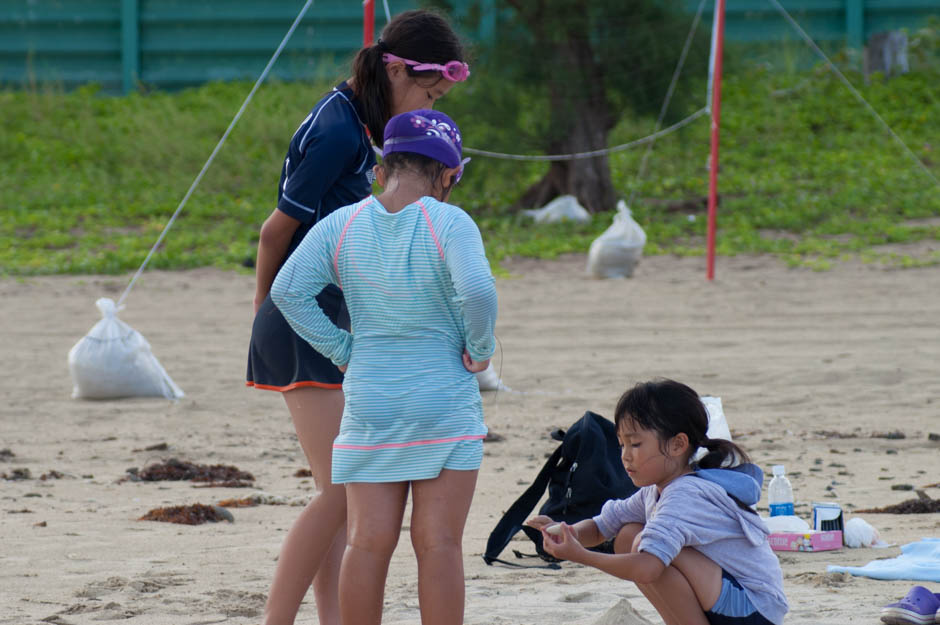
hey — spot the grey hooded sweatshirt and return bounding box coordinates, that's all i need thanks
[592,464,788,625]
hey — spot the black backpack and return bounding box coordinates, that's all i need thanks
[483,410,638,567]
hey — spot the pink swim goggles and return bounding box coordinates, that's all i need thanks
[382,52,470,82]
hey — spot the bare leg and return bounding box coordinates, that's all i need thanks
[612,522,644,555]
[613,524,690,623]
[263,386,345,625]
[624,530,722,625]
[410,469,478,625]
[312,528,345,624]
[340,481,409,625]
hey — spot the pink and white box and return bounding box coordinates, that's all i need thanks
[769,530,843,552]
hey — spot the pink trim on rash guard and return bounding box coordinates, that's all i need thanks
[333,434,485,451]
[415,200,445,260]
[333,199,369,287]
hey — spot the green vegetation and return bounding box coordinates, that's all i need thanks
[1,65,939,276]
[433,0,712,213]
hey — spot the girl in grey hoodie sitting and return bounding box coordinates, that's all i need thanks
[526,378,788,625]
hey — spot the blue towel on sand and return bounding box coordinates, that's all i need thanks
[828,538,940,582]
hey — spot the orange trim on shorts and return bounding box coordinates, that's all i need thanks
[246,380,342,392]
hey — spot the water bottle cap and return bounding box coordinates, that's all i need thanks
[772,465,785,476]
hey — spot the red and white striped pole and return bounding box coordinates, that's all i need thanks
[363,0,375,46]
[706,0,726,281]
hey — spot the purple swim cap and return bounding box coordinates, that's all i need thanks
[382,109,464,173]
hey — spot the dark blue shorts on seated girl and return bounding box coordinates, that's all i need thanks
[705,570,774,625]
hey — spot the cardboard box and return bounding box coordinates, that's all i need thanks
[769,530,843,552]
[812,502,845,532]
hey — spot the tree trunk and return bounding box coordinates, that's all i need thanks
[515,15,617,213]
[517,116,617,214]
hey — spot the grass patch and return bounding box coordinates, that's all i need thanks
[1,66,939,276]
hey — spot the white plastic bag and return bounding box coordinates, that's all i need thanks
[68,298,184,400]
[843,517,892,548]
[693,396,733,463]
[586,200,646,278]
[523,194,591,224]
[761,514,811,533]
[475,362,509,392]
[701,396,732,441]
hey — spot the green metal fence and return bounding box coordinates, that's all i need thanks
[688,0,938,49]
[0,0,936,94]
[0,0,421,93]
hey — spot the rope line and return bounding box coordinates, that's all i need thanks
[116,0,707,306]
[629,0,707,205]
[766,0,939,189]
[462,108,709,162]
[462,3,710,164]
[115,0,938,310]
[116,0,317,308]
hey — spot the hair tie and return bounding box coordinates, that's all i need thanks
[376,38,389,52]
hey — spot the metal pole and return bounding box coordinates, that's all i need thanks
[480,0,496,41]
[363,0,375,46]
[706,0,726,281]
[120,0,139,94]
[846,0,864,50]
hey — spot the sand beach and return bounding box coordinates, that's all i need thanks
[2,252,938,624]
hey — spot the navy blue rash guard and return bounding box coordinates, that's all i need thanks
[246,81,375,391]
[276,81,376,262]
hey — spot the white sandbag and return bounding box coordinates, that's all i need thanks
[523,194,591,224]
[475,362,509,392]
[68,298,184,400]
[586,200,646,278]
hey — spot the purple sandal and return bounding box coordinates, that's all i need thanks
[880,586,940,625]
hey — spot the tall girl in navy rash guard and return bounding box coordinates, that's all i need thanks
[245,10,469,625]
[527,379,788,625]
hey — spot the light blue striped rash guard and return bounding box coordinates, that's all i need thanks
[271,195,497,483]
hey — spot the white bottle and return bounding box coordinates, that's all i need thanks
[768,465,794,517]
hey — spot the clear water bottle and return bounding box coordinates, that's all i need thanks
[768,465,794,517]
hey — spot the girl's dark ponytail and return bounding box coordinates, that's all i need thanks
[615,378,752,469]
[698,436,758,514]
[351,43,390,145]
[696,436,751,470]
[350,9,466,148]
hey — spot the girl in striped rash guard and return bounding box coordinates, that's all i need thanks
[272,109,496,625]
